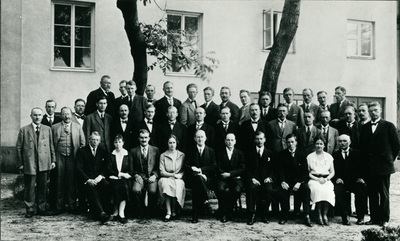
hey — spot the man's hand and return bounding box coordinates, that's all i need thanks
[109,175,118,180]
[356,178,365,184]
[94,175,103,183]
[134,174,143,185]
[252,178,261,186]
[335,178,344,184]
[221,172,230,179]
[264,177,272,183]
[87,179,96,187]
[148,175,157,183]
[18,165,24,174]
[51,162,56,169]
[281,181,289,190]
[293,182,301,191]
[191,166,200,173]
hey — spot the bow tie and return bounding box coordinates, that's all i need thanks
[190,100,196,103]
[147,120,153,124]
[251,121,258,124]
[169,121,175,125]
[371,122,378,126]
[121,119,128,123]
[75,115,84,119]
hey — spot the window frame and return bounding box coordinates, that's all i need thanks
[347,19,375,60]
[263,9,295,54]
[51,1,95,72]
[165,10,203,77]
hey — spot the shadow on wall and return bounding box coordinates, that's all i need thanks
[1,147,19,173]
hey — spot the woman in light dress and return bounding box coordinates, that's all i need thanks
[307,136,335,226]
[158,135,186,222]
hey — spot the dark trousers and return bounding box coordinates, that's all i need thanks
[84,179,111,217]
[335,182,367,218]
[246,181,273,215]
[132,179,158,216]
[56,154,76,211]
[191,175,211,215]
[367,175,391,222]
[216,178,243,217]
[48,168,57,210]
[24,172,48,213]
[276,182,311,217]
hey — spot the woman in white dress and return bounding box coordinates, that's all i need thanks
[158,135,186,222]
[307,136,335,226]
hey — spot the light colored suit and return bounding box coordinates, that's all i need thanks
[318,125,339,154]
[83,111,113,152]
[238,104,251,125]
[52,122,86,158]
[269,119,297,153]
[179,98,197,126]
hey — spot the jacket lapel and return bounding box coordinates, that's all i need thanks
[95,112,105,129]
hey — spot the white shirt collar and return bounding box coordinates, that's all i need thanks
[32,123,40,129]
[371,118,381,124]
[226,147,234,156]
[97,110,105,117]
[46,113,54,118]
[112,149,128,155]
[100,87,108,95]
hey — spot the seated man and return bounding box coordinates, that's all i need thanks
[276,134,312,227]
[76,131,112,223]
[185,130,216,223]
[333,134,367,225]
[245,131,275,225]
[131,129,160,218]
[216,133,245,223]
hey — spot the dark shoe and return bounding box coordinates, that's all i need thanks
[119,217,127,224]
[191,215,199,223]
[164,214,171,222]
[37,210,54,216]
[356,218,365,225]
[317,217,324,226]
[304,216,313,227]
[342,216,350,226]
[381,221,389,227]
[111,215,120,221]
[221,215,228,223]
[279,219,288,225]
[322,216,329,226]
[25,211,34,218]
[365,219,380,225]
[99,212,111,224]
[205,201,214,215]
[247,214,256,225]
[261,216,270,224]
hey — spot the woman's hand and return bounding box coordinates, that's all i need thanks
[174,173,183,179]
[318,177,326,184]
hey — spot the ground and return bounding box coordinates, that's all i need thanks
[1,173,400,241]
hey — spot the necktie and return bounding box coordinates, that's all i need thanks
[347,123,352,129]
[223,123,228,131]
[258,148,262,158]
[142,147,147,158]
[306,105,309,111]
[168,98,173,106]
[306,126,311,141]
[196,124,202,130]
[64,124,70,134]
[36,126,40,142]
[290,151,295,157]
[199,148,202,157]
[263,108,268,117]
[92,147,96,157]
[49,117,53,126]
[343,151,348,160]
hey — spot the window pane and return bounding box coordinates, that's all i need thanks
[75,27,91,47]
[54,47,71,67]
[263,10,273,49]
[347,39,357,56]
[361,39,371,56]
[54,26,71,46]
[75,48,91,68]
[75,6,91,26]
[167,15,181,32]
[347,22,358,40]
[54,4,71,25]
[185,16,198,35]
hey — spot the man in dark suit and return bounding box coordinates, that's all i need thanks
[157,106,187,152]
[337,106,360,149]
[215,106,239,151]
[17,107,56,218]
[76,131,112,223]
[112,104,135,151]
[330,86,356,127]
[333,134,367,225]
[276,134,312,226]
[84,75,116,118]
[115,80,128,109]
[185,130,216,223]
[358,103,371,125]
[201,86,220,126]
[145,84,157,104]
[216,133,245,223]
[238,90,251,125]
[296,111,321,154]
[131,129,160,218]
[41,100,62,127]
[360,102,400,227]
[317,110,339,154]
[315,90,330,124]
[259,91,277,122]
[71,99,86,127]
[300,88,319,123]
[51,107,85,214]
[179,83,198,126]
[120,80,148,124]
[187,107,215,150]
[83,96,113,153]
[219,86,240,123]
[134,104,158,147]
[282,88,304,128]
[246,131,275,225]
[268,103,297,153]
[154,81,182,124]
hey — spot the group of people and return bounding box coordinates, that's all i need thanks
[16,75,400,228]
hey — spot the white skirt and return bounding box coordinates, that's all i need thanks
[308,179,335,206]
[158,177,186,208]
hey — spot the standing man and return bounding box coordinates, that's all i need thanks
[83,96,113,153]
[259,91,277,122]
[315,90,330,124]
[179,83,198,126]
[317,110,339,154]
[84,75,116,118]
[300,88,319,122]
[157,106,187,152]
[268,103,297,153]
[17,107,56,217]
[154,81,182,124]
[296,112,321,154]
[282,88,304,128]
[238,90,251,125]
[219,86,240,123]
[115,80,128,109]
[330,86,356,126]
[187,107,215,150]
[124,80,148,124]
[201,87,220,126]
[131,129,160,218]
[337,106,360,149]
[215,106,239,151]
[145,84,157,104]
[51,107,85,214]
[71,99,86,127]
[358,103,371,125]
[134,104,158,147]
[113,104,135,151]
[360,102,400,227]
[41,100,62,127]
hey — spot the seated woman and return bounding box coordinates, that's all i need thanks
[108,134,133,224]
[307,136,335,226]
[158,135,186,222]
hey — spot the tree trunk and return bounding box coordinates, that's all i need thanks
[260,0,301,105]
[117,0,148,95]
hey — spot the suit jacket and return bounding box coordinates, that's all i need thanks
[317,124,339,154]
[159,150,185,176]
[332,148,364,185]
[154,96,182,124]
[330,99,356,122]
[115,95,128,110]
[268,119,297,153]
[41,114,62,127]
[296,125,321,154]
[179,98,197,126]
[107,151,133,177]
[216,148,245,179]
[84,88,116,118]
[131,145,160,178]
[215,121,239,151]
[83,111,113,152]
[246,147,275,184]
[238,104,251,125]
[360,119,400,175]
[16,124,56,175]
[187,122,215,150]
[277,148,308,186]
[52,121,86,157]
[133,119,159,147]
[315,105,330,124]
[186,145,217,179]
[71,113,85,126]
[201,101,220,126]
[260,106,277,123]
[112,118,135,151]
[239,119,272,152]
[286,103,305,128]
[158,120,187,153]
[220,101,240,123]
[76,145,108,183]
[337,120,360,149]
[300,103,319,123]
[120,94,148,123]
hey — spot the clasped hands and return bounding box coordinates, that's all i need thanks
[87,175,104,187]
[252,177,272,186]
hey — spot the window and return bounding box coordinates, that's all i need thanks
[52,2,94,71]
[347,20,374,59]
[166,11,202,75]
[263,10,295,53]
